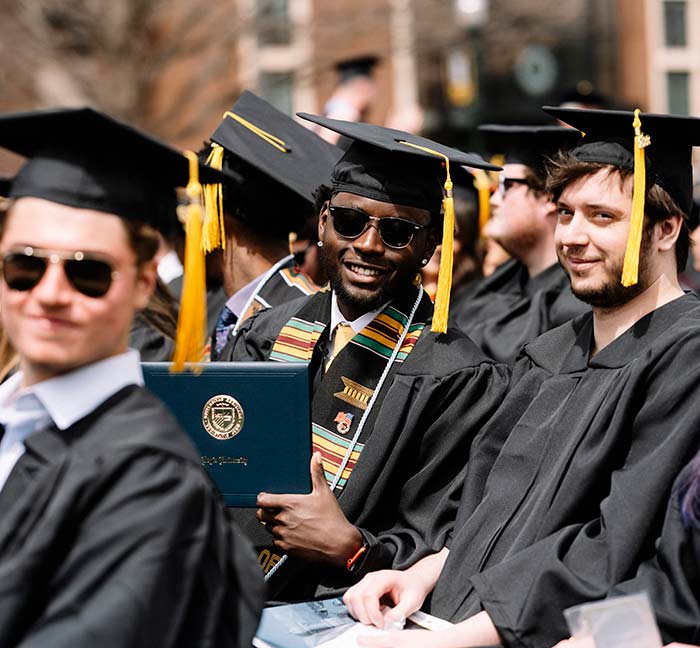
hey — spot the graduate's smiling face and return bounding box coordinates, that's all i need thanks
[318,192,437,320]
[0,197,156,385]
[554,168,653,307]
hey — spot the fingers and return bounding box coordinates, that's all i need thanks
[257,491,294,508]
[310,451,329,492]
[344,572,393,628]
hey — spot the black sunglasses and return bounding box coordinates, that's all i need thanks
[328,205,429,249]
[0,247,120,298]
[498,177,531,196]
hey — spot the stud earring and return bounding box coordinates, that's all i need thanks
[421,258,428,266]
[317,241,323,248]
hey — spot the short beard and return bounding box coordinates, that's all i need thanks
[320,246,396,314]
[565,236,652,308]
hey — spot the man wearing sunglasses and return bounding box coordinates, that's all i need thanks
[452,125,588,364]
[218,114,510,602]
[0,107,263,647]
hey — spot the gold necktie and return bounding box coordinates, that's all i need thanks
[326,323,355,370]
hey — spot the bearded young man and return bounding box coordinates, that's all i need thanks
[344,108,700,648]
[452,125,589,364]
[219,115,510,601]
[0,108,263,648]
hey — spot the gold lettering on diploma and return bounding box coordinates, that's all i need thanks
[201,456,248,467]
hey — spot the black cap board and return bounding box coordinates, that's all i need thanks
[478,125,582,173]
[334,55,379,82]
[0,107,230,234]
[543,106,700,214]
[208,91,342,208]
[298,112,500,215]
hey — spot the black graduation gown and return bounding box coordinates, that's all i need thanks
[428,293,700,647]
[0,385,264,648]
[128,314,174,361]
[220,295,511,600]
[610,472,700,644]
[452,260,589,365]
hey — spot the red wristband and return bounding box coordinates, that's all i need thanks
[346,544,368,572]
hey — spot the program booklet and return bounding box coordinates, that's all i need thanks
[253,597,452,648]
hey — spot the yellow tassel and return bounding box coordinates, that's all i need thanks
[202,144,226,253]
[288,231,298,257]
[621,109,651,287]
[171,151,207,373]
[398,140,455,334]
[223,111,289,152]
[472,169,492,235]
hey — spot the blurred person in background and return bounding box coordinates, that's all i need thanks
[451,125,588,364]
[314,55,379,146]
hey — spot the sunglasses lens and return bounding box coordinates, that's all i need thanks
[2,254,46,291]
[378,219,415,248]
[65,259,113,297]
[330,207,368,238]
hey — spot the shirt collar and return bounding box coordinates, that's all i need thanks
[6,350,143,431]
[225,272,267,319]
[330,292,388,334]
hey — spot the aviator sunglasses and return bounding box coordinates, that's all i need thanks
[328,205,429,249]
[0,246,119,298]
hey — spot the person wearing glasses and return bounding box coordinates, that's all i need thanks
[451,125,588,365]
[200,91,342,361]
[0,107,263,647]
[343,108,700,648]
[218,115,511,602]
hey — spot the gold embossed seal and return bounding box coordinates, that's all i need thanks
[202,394,244,440]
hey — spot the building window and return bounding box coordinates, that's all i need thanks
[667,71,689,115]
[257,0,292,46]
[259,72,295,115]
[663,1,687,47]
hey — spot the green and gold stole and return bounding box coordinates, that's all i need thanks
[270,286,432,493]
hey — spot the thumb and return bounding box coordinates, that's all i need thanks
[310,451,329,491]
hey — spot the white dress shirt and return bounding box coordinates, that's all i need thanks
[0,349,144,493]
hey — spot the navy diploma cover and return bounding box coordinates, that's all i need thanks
[142,362,312,506]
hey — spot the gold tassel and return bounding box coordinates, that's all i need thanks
[202,143,226,253]
[288,231,298,256]
[621,108,651,287]
[472,169,492,235]
[171,151,207,372]
[398,140,455,334]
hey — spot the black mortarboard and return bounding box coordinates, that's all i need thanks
[543,106,700,214]
[298,113,500,214]
[297,112,501,334]
[334,55,379,82]
[0,106,233,370]
[479,125,582,174]
[543,106,700,286]
[201,91,342,247]
[0,107,228,233]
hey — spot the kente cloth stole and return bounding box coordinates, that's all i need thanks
[244,258,322,322]
[270,288,431,493]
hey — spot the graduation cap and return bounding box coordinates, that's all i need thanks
[543,106,700,287]
[479,125,582,174]
[0,106,232,371]
[334,55,379,82]
[298,112,501,333]
[201,91,342,251]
